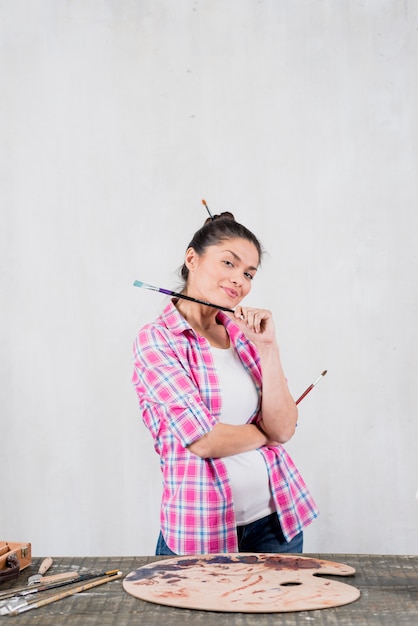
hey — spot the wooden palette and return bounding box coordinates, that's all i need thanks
[123,553,360,613]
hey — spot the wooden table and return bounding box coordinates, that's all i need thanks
[1,554,417,625]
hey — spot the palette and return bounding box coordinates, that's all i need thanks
[123,553,360,613]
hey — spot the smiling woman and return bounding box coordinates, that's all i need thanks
[132,212,319,556]
[180,238,259,348]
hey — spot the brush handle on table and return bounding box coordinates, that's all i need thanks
[10,572,123,616]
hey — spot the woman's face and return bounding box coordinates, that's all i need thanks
[185,237,259,309]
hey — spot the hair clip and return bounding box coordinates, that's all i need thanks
[201,199,214,220]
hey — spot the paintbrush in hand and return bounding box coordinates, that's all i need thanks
[133,280,235,313]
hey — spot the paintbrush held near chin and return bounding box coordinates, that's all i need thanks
[133,279,327,408]
[133,280,235,313]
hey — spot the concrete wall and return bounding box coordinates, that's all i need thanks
[1,0,417,556]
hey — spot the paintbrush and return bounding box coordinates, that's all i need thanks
[0,569,120,604]
[202,198,214,219]
[133,280,235,313]
[4,571,123,616]
[296,370,327,405]
[133,281,327,405]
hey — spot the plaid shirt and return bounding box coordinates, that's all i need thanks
[132,301,319,554]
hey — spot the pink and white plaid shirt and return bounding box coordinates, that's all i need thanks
[132,301,319,554]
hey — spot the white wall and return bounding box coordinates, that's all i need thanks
[1,0,417,557]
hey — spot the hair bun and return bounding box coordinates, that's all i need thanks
[204,211,235,225]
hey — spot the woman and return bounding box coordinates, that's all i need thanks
[132,212,318,555]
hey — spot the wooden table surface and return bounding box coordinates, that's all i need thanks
[1,554,417,625]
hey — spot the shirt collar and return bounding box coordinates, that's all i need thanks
[160,300,192,335]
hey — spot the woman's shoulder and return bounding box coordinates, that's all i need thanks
[134,301,191,350]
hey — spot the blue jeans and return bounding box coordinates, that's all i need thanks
[155,513,303,556]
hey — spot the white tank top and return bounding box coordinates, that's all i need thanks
[210,346,276,525]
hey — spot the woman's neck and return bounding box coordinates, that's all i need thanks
[176,300,230,349]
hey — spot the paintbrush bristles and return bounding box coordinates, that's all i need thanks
[202,198,214,220]
[314,371,327,384]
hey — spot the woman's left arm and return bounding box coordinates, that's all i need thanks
[232,306,298,444]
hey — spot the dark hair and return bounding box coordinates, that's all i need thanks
[180,212,263,283]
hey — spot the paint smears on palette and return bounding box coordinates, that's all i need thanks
[123,553,360,613]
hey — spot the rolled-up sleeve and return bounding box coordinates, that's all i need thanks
[132,326,218,447]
